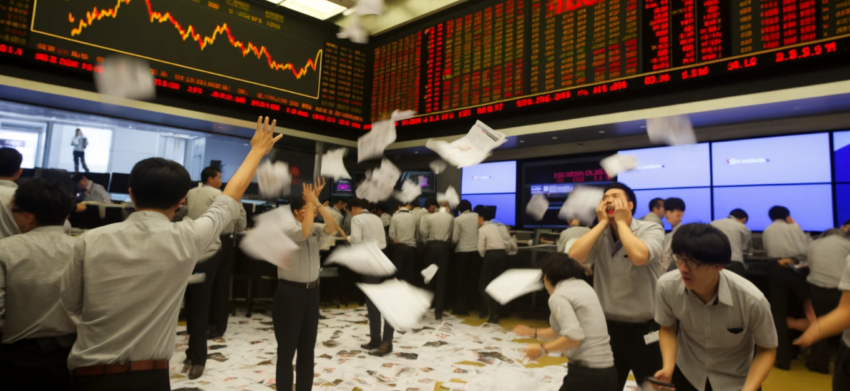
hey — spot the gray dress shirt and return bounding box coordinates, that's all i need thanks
[0,180,20,239]
[640,213,663,226]
[807,235,850,289]
[420,210,454,242]
[710,217,752,263]
[549,279,614,368]
[279,219,330,283]
[351,212,387,250]
[412,208,428,242]
[343,212,352,235]
[586,218,665,323]
[60,196,240,370]
[0,226,77,343]
[84,181,113,204]
[655,270,778,391]
[452,211,479,253]
[478,221,508,257]
[186,184,247,234]
[838,260,850,347]
[557,227,591,254]
[763,221,811,261]
[328,207,345,230]
[389,210,417,247]
[662,224,681,272]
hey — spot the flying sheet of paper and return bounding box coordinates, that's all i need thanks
[421,264,439,284]
[355,0,386,15]
[326,241,397,276]
[647,115,696,146]
[600,154,638,178]
[525,194,549,221]
[559,186,604,225]
[257,160,291,199]
[94,55,155,100]
[394,178,422,203]
[425,121,507,168]
[356,279,434,331]
[337,16,368,44]
[356,158,401,202]
[321,148,352,180]
[485,269,544,305]
[239,206,299,269]
[430,160,447,175]
[358,110,415,163]
[437,185,460,209]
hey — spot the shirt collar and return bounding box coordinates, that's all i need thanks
[461,211,471,215]
[126,210,172,224]
[87,181,95,192]
[682,271,734,307]
[398,209,410,213]
[0,180,18,188]
[29,225,66,234]
[606,218,640,255]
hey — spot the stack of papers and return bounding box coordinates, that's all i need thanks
[394,178,422,203]
[647,115,696,145]
[256,160,291,199]
[558,186,604,225]
[426,121,507,168]
[321,148,352,180]
[525,194,549,221]
[239,206,299,269]
[358,110,415,162]
[356,279,434,331]
[94,55,155,100]
[599,154,638,177]
[356,158,401,202]
[326,241,397,276]
[437,185,461,209]
[485,269,544,305]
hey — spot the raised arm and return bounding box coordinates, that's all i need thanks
[569,201,609,264]
[613,199,652,266]
[222,116,283,202]
[303,178,338,235]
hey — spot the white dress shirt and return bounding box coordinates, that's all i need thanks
[420,209,454,242]
[0,180,20,239]
[389,210,417,247]
[351,211,387,250]
[763,221,811,261]
[478,221,508,257]
[84,181,113,204]
[280,219,330,283]
[186,184,247,234]
[807,235,850,289]
[452,211,479,253]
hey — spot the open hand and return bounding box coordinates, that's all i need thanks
[313,177,326,198]
[302,182,320,206]
[513,325,534,337]
[250,116,283,155]
[596,200,608,223]
[613,198,632,224]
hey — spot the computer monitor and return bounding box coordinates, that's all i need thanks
[399,171,436,193]
[712,133,831,186]
[108,173,130,194]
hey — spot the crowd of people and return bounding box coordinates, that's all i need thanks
[1,116,850,391]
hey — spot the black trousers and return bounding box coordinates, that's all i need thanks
[273,280,320,391]
[672,366,712,391]
[209,235,235,336]
[559,364,618,391]
[363,275,394,344]
[184,251,222,366]
[453,252,479,315]
[469,252,484,311]
[808,284,843,371]
[767,261,810,367]
[70,370,170,391]
[479,250,507,317]
[0,337,73,391]
[73,151,88,172]
[726,261,747,277]
[607,319,663,391]
[393,244,419,286]
[425,241,451,318]
[836,342,850,391]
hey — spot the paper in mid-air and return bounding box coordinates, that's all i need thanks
[394,178,422,203]
[337,16,368,44]
[525,194,549,222]
[437,185,460,209]
[559,186,604,225]
[94,55,156,100]
[647,115,696,146]
[257,160,291,199]
[326,241,397,276]
[358,110,415,163]
[355,0,386,15]
[239,206,299,269]
[600,154,638,178]
[430,160,447,175]
[356,279,434,331]
[321,148,352,180]
[356,158,401,202]
[421,264,439,284]
[485,269,544,305]
[426,121,507,168]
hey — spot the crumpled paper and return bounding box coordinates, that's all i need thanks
[426,121,507,168]
[239,206,299,269]
[326,241,397,276]
[437,185,460,209]
[558,186,604,225]
[394,178,422,203]
[356,279,434,331]
[359,110,415,163]
[647,115,696,146]
[356,158,401,202]
[257,160,291,199]
[94,55,155,100]
[421,264,439,284]
[321,148,352,180]
[337,16,368,44]
[430,160,448,175]
[525,194,549,221]
[355,0,386,15]
[599,154,638,178]
[485,269,544,306]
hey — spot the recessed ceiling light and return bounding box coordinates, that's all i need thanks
[279,0,347,20]
[415,151,418,154]
[519,140,524,143]
[552,136,558,140]
[599,130,605,134]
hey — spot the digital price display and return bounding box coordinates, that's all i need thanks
[0,0,368,130]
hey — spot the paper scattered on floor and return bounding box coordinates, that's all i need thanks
[94,55,155,100]
[358,110,415,163]
[239,206,299,269]
[356,158,401,202]
[485,269,544,305]
[326,241,397,276]
[559,186,604,225]
[394,178,422,203]
[426,121,507,168]
[337,16,368,44]
[321,148,352,180]
[421,264,439,284]
[525,194,549,221]
[647,115,696,146]
[357,279,434,330]
[437,185,461,209]
[600,154,638,178]
[257,160,291,199]
[430,160,448,174]
[355,0,386,15]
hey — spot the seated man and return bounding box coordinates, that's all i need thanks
[804,229,850,373]
[710,209,752,277]
[0,179,78,390]
[72,174,112,204]
[654,223,777,391]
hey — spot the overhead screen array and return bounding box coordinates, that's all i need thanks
[835,131,850,226]
[373,0,850,128]
[461,161,518,225]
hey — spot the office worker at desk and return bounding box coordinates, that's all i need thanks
[569,183,665,391]
[60,117,281,391]
[0,148,22,239]
[710,209,752,277]
[72,174,112,204]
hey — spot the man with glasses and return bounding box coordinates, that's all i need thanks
[652,223,777,391]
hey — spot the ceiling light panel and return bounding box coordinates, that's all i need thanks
[279,0,348,20]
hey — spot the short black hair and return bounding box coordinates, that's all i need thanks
[842,219,850,227]
[649,198,664,211]
[473,205,484,214]
[458,200,472,213]
[0,148,23,177]
[376,202,389,213]
[288,196,306,212]
[671,223,731,265]
[664,197,686,212]
[331,197,348,206]
[201,167,221,184]
[424,197,439,209]
[768,206,790,221]
[13,179,74,226]
[541,253,587,285]
[603,183,636,214]
[730,209,749,221]
[348,197,369,209]
[480,206,496,221]
[129,158,192,210]
[71,174,86,183]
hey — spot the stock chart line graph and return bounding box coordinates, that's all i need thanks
[31,0,324,98]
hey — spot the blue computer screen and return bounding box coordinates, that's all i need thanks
[463,193,516,226]
[713,184,834,231]
[835,131,850,183]
[838,184,850,226]
[617,144,711,189]
[462,161,517,194]
[633,188,712,231]
[712,133,831,186]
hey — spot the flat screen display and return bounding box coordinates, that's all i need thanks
[400,171,436,193]
[617,144,711,190]
[108,173,130,194]
[712,133,831,186]
[835,131,850,183]
[333,179,355,196]
[0,130,40,169]
[837,184,850,226]
[713,185,834,231]
[633,188,712,231]
[462,161,517,194]
[463,193,516,226]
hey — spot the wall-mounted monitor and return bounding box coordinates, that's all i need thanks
[0,130,40,169]
[633,188,712,231]
[463,193,516,226]
[108,173,130,194]
[332,179,355,197]
[399,171,436,193]
[837,184,850,226]
[617,144,710,189]
[712,133,831,186]
[462,161,517,194]
[713,185,834,231]
[835,131,850,183]
[521,158,612,227]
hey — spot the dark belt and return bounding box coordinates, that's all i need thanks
[73,360,169,377]
[279,278,320,289]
